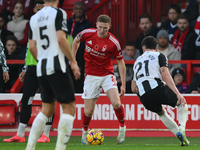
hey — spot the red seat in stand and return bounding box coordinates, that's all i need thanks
[0,100,18,128]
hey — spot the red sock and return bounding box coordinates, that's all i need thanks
[114,105,125,127]
[82,113,91,131]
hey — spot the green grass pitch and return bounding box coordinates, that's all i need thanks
[0,136,200,150]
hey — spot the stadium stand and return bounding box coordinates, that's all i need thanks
[0,100,18,128]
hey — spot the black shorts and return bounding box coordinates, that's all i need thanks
[38,72,75,104]
[140,85,177,113]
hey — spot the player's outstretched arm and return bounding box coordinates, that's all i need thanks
[57,31,75,62]
[160,66,179,94]
[57,30,80,79]
[131,80,138,94]
[160,66,186,106]
[72,36,80,58]
[117,59,126,98]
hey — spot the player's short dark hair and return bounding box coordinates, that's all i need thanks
[125,41,135,47]
[97,15,111,24]
[139,14,152,22]
[34,0,44,7]
[5,35,19,47]
[177,13,189,22]
[141,36,157,49]
[74,1,85,11]
[168,4,181,14]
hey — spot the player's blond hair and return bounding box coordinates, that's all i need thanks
[97,15,111,24]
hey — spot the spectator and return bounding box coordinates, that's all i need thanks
[6,1,29,49]
[160,4,181,41]
[171,14,197,60]
[1,0,34,20]
[172,67,188,94]
[2,35,24,92]
[0,0,15,24]
[0,13,14,46]
[67,1,91,93]
[186,69,200,94]
[183,0,199,27]
[157,29,181,73]
[136,14,159,55]
[115,41,140,93]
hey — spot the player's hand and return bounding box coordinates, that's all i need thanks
[177,93,186,106]
[19,71,26,82]
[3,72,9,83]
[70,61,81,80]
[120,85,125,99]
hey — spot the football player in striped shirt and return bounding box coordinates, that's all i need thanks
[132,36,189,146]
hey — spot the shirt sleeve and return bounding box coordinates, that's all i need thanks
[158,53,168,68]
[0,42,9,72]
[132,69,135,81]
[113,44,123,60]
[77,30,86,42]
[28,23,33,40]
[55,9,68,33]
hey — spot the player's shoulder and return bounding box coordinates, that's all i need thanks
[81,28,97,34]
[108,32,119,42]
[145,51,161,57]
[57,8,67,16]
[108,32,121,50]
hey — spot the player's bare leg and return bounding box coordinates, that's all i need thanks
[81,98,97,144]
[106,88,126,144]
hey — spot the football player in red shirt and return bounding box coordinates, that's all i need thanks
[72,14,126,144]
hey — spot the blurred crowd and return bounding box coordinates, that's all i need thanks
[0,0,200,94]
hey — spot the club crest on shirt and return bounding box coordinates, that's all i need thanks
[102,45,107,52]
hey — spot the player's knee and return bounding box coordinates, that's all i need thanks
[84,108,94,117]
[112,102,121,109]
[157,109,165,116]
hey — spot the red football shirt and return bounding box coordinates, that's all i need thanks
[77,28,123,76]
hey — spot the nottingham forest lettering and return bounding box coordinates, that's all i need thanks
[75,104,200,121]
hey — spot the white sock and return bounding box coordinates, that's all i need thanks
[177,104,188,132]
[43,125,52,137]
[26,112,48,150]
[17,123,27,137]
[55,114,74,150]
[159,109,179,135]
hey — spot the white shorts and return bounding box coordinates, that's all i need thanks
[82,75,117,99]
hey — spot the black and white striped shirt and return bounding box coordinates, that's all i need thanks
[29,6,68,77]
[133,51,168,96]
